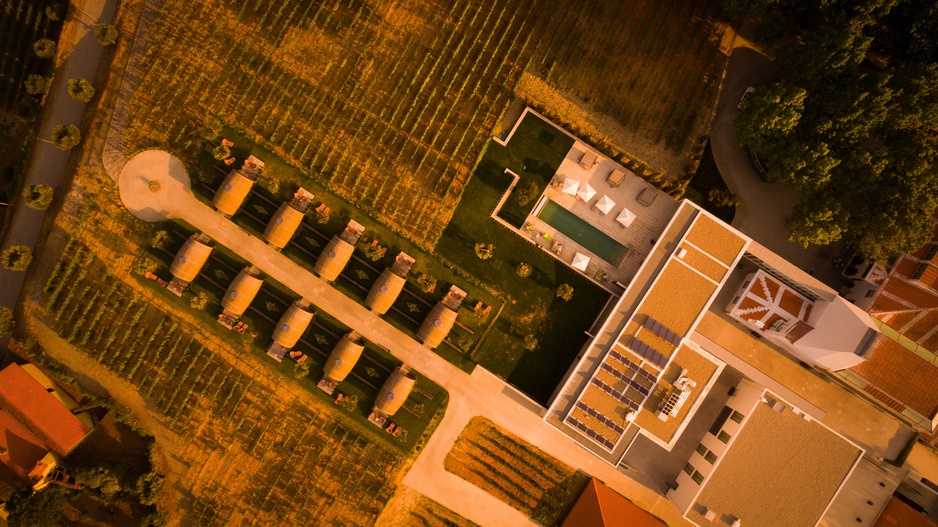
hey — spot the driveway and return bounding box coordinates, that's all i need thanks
[0,0,118,311]
[710,47,848,289]
[119,150,694,527]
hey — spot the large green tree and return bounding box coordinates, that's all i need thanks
[731,0,938,261]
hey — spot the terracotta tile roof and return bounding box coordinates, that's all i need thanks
[870,259,938,315]
[0,364,91,457]
[562,478,666,527]
[874,496,938,527]
[0,410,48,484]
[849,339,938,419]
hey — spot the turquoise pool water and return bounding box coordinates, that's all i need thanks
[537,200,626,265]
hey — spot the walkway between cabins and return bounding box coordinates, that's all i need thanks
[118,151,689,527]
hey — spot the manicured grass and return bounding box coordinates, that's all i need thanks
[439,116,609,404]
[494,113,575,228]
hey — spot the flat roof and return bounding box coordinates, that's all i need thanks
[688,402,861,527]
[562,204,747,453]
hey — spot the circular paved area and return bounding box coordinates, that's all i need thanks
[119,150,192,222]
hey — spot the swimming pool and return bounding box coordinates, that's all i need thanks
[537,200,627,265]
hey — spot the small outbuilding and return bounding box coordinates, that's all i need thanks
[220,267,263,319]
[267,300,314,362]
[264,188,314,249]
[168,233,213,296]
[369,365,416,426]
[417,285,466,349]
[314,219,365,282]
[365,252,415,315]
[318,332,365,395]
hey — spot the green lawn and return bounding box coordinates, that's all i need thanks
[494,114,575,228]
[438,113,609,404]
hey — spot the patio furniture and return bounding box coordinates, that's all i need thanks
[562,177,579,196]
[607,168,625,187]
[637,188,657,207]
[577,183,596,202]
[579,151,598,170]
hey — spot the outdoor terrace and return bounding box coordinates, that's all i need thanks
[518,142,680,289]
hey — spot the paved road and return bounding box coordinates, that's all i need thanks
[710,47,848,288]
[0,0,118,311]
[119,151,692,527]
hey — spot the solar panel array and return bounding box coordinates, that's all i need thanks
[600,362,651,397]
[644,316,682,346]
[566,416,616,450]
[575,401,627,434]
[609,349,659,383]
[591,378,642,412]
[627,336,669,368]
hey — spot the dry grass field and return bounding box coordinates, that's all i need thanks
[444,417,588,525]
[124,0,728,248]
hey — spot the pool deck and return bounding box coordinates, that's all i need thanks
[522,142,680,290]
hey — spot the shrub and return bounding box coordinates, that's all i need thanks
[94,24,118,46]
[294,361,310,379]
[201,116,223,141]
[516,263,532,278]
[415,272,437,293]
[315,207,330,224]
[5,486,65,527]
[708,188,739,208]
[0,307,13,336]
[337,394,359,411]
[513,180,540,206]
[24,74,47,95]
[134,471,164,506]
[474,243,495,260]
[556,283,574,302]
[67,78,95,102]
[362,240,385,261]
[189,291,208,310]
[33,38,56,58]
[2,245,33,271]
[523,334,538,351]
[132,257,157,276]
[23,184,54,210]
[150,230,170,250]
[265,301,277,312]
[51,124,81,150]
[211,144,230,160]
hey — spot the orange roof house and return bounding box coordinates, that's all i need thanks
[562,478,666,527]
[0,363,93,491]
[839,214,938,438]
[0,364,91,458]
[873,496,938,527]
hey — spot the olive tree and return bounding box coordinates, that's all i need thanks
[51,125,81,150]
[67,78,95,102]
[1,245,33,271]
[94,24,118,46]
[23,184,54,210]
